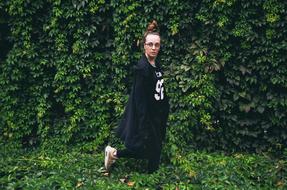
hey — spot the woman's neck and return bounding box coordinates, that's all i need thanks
[145,53,156,65]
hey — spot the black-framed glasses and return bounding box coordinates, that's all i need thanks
[145,42,160,49]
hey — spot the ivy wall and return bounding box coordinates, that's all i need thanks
[0,0,286,154]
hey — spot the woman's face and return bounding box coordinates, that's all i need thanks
[144,34,160,59]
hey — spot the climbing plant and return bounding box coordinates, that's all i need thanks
[0,0,286,155]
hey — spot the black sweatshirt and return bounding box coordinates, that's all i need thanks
[116,54,170,152]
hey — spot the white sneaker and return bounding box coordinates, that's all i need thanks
[104,145,117,171]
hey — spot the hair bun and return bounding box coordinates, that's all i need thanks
[146,20,158,33]
[142,20,160,44]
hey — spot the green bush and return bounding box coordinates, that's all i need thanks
[0,145,286,189]
[0,0,286,154]
[199,0,287,153]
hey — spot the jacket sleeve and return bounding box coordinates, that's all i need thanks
[134,70,151,139]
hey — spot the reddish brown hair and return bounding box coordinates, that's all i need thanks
[143,20,160,43]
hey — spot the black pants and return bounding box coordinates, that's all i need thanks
[117,114,166,173]
[116,144,161,173]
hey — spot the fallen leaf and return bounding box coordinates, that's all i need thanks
[103,172,109,177]
[119,178,127,183]
[127,181,135,187]
[119,175,130,183]
[76,181,84,188]
[276,180,284,187]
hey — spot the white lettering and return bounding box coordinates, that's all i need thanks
[154,79,164,100]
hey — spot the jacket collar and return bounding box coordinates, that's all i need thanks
[141,54,161,69]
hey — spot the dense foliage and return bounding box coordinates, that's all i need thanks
[0,145,286,189]
[1,0,286,156]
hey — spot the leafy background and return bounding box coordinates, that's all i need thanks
[0,0,287,189]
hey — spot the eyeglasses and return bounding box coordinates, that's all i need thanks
[145,42,160,49]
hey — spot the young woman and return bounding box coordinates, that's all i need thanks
[104,20,169,174]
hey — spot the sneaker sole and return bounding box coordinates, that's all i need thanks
[104,146,111,170]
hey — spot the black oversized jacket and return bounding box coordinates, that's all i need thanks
[116,54,170,152]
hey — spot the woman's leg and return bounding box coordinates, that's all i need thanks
[145,136,162,173]
[116,148,145,159]
[114,146,161,173]
[146,146,161,173]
